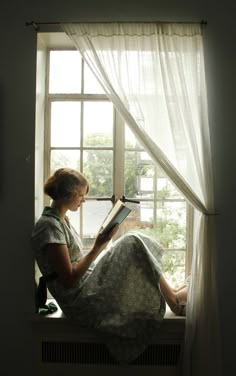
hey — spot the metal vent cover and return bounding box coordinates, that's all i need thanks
[42,341,181,366]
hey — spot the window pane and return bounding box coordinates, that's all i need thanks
[125,124,142,149]
[162,250,185,288]
[51,102,81,147]
[84,201,112,236]
[83,200,112,248]
[156,201,186,249]
[49,51,82,93]
[51,150,80,173]
[120,201,154,233]
[67,201,113,244]
[84,63,105,94]
[156,174,183,200]
[122,200,186,250]
[83,102,113,147]
[67,210,80,235]
[140,175,154,191]
[124,151,154,199]
[83,150,113,197]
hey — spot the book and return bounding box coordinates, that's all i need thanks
[100,199,131,234]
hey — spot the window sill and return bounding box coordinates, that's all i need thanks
[32,299,185,342]
[33,299,185,320]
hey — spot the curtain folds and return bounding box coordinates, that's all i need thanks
[64,22,221,375]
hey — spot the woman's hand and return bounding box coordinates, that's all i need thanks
[92,224,119,255]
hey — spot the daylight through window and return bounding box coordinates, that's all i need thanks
[40,47,193,287]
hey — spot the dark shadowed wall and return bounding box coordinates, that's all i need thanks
[0,1,235,374]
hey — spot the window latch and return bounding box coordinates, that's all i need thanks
[120,195,140,204]
[96,194,140,204]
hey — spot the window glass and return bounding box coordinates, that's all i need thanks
[49,51,81,93]
[51,102,81,147]
[162,250,185,286]
[83,102,113,147]
[83,150,113,197]
[124,151,154,199]
[84,63,105,94]
[125,125,142,149]
[49,51,82,93]
[82,200,112,247]
[156,201,186,249]
[66,210,81,235]
[51,150,80,173]
[68,201,113,249]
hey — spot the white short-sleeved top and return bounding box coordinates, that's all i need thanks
[31,207,94,304]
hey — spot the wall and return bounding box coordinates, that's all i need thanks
[0,1,235,375]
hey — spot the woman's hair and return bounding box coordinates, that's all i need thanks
[44,168,89,200]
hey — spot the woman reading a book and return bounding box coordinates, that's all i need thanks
[32,167,188,362]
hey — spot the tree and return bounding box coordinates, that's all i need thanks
[83,134,139,197]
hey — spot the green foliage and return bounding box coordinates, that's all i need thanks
[156,216,185,249]
[51,152,74,173]
[125,151,139,197]
[161,251,185,287]
[83,133,113,197]
[83,152,113,197]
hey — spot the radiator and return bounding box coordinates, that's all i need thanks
[42,341,181,366]
[33,307,185,376]
[36,341,182,376]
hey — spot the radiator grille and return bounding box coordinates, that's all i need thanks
[42,341,181,366]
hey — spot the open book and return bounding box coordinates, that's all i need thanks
[100,200,131,234]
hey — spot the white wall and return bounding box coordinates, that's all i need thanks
[0,1,235,374]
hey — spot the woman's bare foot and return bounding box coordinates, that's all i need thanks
[170,291,187,315]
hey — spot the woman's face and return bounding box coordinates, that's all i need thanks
[66,185,88,211]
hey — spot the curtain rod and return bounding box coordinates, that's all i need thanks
[25,20,208,32]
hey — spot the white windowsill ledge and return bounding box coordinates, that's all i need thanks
[34,299,185,320]
[32,299,185,342]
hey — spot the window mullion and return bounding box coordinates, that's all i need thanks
[113,111,125,200]
[185,203,194,277]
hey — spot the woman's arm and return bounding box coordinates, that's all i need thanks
[46,224,119,288]
[173,283,187,293]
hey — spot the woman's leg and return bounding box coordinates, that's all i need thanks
[175,285,188,301]
[159,275,187,315]
[174,283,186,293]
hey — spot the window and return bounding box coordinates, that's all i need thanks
[36,34,193,288]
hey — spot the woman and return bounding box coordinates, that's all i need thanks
[31,167,188,362]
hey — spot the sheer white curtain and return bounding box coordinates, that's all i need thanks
[64,22,221,375]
